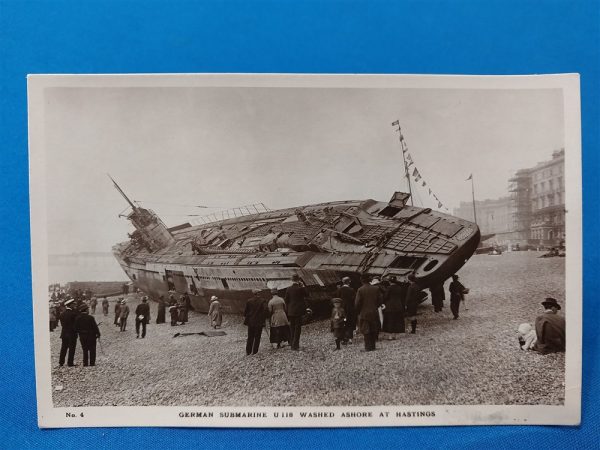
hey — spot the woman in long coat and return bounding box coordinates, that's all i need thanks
[156,295,166,324]
[208,296,223,328]
[267,288,290,348]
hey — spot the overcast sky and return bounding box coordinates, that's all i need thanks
[44,85,564,254]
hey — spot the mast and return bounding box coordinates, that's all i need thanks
[392,121,413,206]
[471,175,478,225]
[108,174,136,210]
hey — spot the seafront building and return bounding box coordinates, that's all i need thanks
[453,149,565,248]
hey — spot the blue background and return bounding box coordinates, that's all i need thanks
[1,0,598,448]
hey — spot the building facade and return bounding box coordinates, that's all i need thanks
[453,197,513,236]
[528,149,565,245]
[454,149,565,247]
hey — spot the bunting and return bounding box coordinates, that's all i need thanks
[393,121,448,211]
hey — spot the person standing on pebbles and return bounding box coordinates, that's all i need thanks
[58,298,79,367]
[449,274,468,320]
[119,299,130,332]
[381,275,406,339]
[267,288,290,348]
[169,296,179,326]
[355,273,382,351]
[336,277,356,344]
[74,305,100,366]
[156,295,166,324]
[208,296,222,329]
[285,275,309,351]
[330,298,347,350]
[114,298,122,326]
[405,273,422,334]
[101,296,109,316]
[244,289,268,355]
[135,296,151,338]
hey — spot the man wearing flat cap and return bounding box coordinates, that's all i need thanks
[58,298,79,367]
[534,297,566,354]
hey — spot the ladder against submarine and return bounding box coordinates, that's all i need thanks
[110,177,480,314]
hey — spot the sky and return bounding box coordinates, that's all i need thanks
[44,85,564,254]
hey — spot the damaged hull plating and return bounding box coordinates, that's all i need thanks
[112,189,480,315]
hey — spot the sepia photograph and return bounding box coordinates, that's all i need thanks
[28,74,581,427]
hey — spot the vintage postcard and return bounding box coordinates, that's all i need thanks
[29,74,581,427]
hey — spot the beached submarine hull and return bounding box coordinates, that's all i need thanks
[112,192,480,315]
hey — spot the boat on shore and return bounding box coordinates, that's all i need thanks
[111,178,480,315]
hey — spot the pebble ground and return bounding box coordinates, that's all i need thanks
[50,252,566,407]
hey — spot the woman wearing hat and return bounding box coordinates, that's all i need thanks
[267,288,290,348]
[208,296,222,329]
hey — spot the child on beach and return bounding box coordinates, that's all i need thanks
[517,322,537,350]
[331,298,347,350]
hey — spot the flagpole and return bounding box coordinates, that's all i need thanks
[470,175,478,225]
[393,121,413,206]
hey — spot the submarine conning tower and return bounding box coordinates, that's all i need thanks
[109,175,176,253]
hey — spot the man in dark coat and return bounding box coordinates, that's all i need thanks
[114,298,122,326]
[58,299,79,367]
[336,276,356,344]
[534,297,566,354]
[354,273,382,351]
[382,275,407,336]
[244,289,268,355]
[449,274,466,320]
[405,273,422,334]
[135,296,151,338]
[74,305,100,366]
[101,296,109,316]
[430,282,445,313]
[284,275,309,350]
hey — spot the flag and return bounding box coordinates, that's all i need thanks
[406,154,413,162]
[466,174,473,181]
[422,181,426,187]
[412,168,419,177]
[438,201,443,208]
[405,160,414,169]
[428,188,432,195]
[391,120,399,126]
[415,174,422,182]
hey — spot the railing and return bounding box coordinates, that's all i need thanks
[189,203,272,226]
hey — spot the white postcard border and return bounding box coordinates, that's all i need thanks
[28,73,582,428]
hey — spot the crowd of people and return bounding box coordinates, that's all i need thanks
[49,270,565,367]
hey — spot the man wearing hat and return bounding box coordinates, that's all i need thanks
[119,299,130,332]
[135,296,151,338]
[244,289,268,355]
[58,299,79,367]
[336,276,356,344]
[534,297,566,354]
[354,273,382,351]
[448,274,467,320]
[74,305,101,366]
[284,274,309,350]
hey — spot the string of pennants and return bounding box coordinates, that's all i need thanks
[392,121,449,212]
